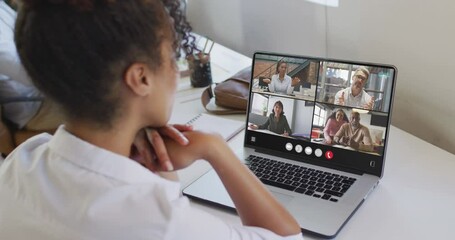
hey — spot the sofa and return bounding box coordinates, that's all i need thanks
[0,98,54,156]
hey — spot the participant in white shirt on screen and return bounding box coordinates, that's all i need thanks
[334,66,375,110]
[0,1,303,239]
[262,60,300,95]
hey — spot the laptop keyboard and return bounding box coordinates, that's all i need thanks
[245,155,357,202]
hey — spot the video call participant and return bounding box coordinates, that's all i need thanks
[262,60,300,95]
[249,101,292,136]
[0,0,302,239]
[323,108,349,144]
[333,111,373,151]
[334,66,375,110]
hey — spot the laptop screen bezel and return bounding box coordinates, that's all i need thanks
[244,51,397,177]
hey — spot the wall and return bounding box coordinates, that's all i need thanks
[293,100,314,135]
[187,0,327,57]
[325,0,455,155]
[187,0,455,155]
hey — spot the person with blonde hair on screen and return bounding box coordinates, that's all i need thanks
[334,66,375,110]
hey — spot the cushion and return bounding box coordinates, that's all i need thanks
[0,108,15,155]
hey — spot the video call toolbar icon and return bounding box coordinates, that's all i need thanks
[295,144,303,153]
[325,150,334,160]
[285,143,293,151]
[304,146,312,155]
[315,149,323,157]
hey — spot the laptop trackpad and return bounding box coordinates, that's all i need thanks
[183,169,294,208]
[270,191,294,205]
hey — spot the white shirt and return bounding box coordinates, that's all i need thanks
[0,0,41,128]
[268,74,293,95]
[333,87,372,109]
[0,126,304,240]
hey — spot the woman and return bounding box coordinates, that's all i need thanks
[262,60,300,95]
[0,0,302,239]
[323,108,349,144]
[250,101,292,136]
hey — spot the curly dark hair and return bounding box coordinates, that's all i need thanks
[14,0,196,127]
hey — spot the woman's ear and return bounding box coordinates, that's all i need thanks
[124,63,152,96]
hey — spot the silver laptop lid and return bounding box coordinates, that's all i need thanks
[246,52,397,177]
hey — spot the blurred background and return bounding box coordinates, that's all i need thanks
[187,0,455,155]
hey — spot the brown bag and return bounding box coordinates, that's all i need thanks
[201,66,251,114]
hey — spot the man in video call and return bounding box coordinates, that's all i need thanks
[334,66,374,110]
[333,111,373,152]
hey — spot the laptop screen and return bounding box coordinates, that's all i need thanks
[245,52,397,176]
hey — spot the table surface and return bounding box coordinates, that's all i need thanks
[170,40,455,240]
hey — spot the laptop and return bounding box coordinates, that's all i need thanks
[183,52,397,238]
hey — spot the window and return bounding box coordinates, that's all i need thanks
[305,0,339,7]
[313,105,327,127]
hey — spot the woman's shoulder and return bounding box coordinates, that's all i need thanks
[326,118,336,125]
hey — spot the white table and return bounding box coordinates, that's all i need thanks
[171,41,455,239]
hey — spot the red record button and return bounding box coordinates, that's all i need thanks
[325,150,334,160]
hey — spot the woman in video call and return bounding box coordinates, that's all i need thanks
[0,0,303,239]
[323,108,349,144]
[262,60,300,95]
[250,101,292,136]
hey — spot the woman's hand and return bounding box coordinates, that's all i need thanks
[291,77,301,87]
[262,78,271,84]
[162,131,226,171]
[130,124,193,172]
